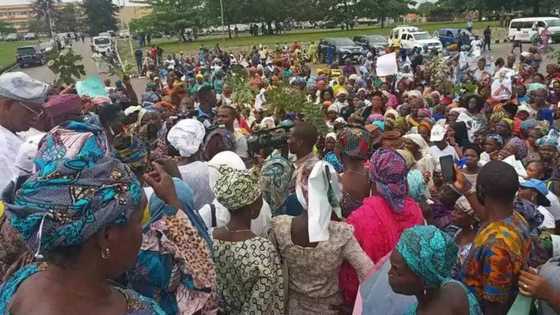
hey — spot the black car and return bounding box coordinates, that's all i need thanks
[318,37,364,64]
[16,46,47,68]
[353,35,388,51]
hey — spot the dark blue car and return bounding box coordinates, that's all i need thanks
[438,28,473,47]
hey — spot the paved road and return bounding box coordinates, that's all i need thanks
[11,40,559,96]
[12,40,147,97]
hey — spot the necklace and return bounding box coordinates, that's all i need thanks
[224,224,252,233]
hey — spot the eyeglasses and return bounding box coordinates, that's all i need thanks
[18,102,45,118]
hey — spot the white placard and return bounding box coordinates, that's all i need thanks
[376,52,398,77]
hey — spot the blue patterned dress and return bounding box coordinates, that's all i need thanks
[0,263,165,315]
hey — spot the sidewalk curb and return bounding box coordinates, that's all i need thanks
[0,62,17,74]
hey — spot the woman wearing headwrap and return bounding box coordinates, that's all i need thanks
[446,196,480,278]
[167,119,214,210]
[403,133,435,192]
[389,225,482,315]
[211,166,285,314]
[0,121,165,314]
[339,148,424,305]
[270,161,373,314]
[202,127,236,161]
[260,150,294,217]
[128,177,218,315]
[322,132,343,173]
[537,130,560,181]
[337,127,373,217]
[198,151,273,236]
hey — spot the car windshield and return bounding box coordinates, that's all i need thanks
[510,21,535,29]
[332,38,355,46]
[413,33,432,40]
[17,47,35,55]
[366,35,385,42]
[547,19,560,27]
[94,38,110,45]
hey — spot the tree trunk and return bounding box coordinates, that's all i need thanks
[267,21,273,35]
[380,16,385,29]
[228,24,232,39]
[532,0,540,16]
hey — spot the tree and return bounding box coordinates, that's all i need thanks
[82,0,119,36]
[47,49,86,86]
[416,2,437,17]
[27,18,49,34]
[32,0,61,37]
[136,0,206,41]
[55,3,80,33]
[0,21,16,35]
[356,0,411,28]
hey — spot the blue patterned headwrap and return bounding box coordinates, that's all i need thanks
[396,225,458,288]
[537,129,560,148]
[6,120,143,257]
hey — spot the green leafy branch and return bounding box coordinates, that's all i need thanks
[47,49,86,86]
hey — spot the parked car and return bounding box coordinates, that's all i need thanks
[353,34,387,51]
[92,36,112,54]
[23,33,36,40]
[118,30,130,38]
[5,33,18,41]
[16,45,47,68]
[399,31,443,54]
[318,37,364,64]
[437,28,473,47]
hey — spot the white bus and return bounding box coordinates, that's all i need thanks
[508,17,560,42]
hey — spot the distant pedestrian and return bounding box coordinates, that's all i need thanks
[483,26,492,52]
[135,48,144,75]
[512,28,523,54]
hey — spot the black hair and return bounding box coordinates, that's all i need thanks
[463,144,481,156]
[293,121,318,147]
[477,161,519,203]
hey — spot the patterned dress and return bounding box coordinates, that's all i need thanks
[212,236,285,314]
[0,263,165,315]
[460,211,531,305]
[270,216,373,314]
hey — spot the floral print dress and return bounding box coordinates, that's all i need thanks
[212,236,285,314]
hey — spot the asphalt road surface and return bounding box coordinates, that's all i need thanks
[11,39,148,97]
[10,40,560,96]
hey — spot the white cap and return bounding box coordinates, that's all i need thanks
[0,72,49,104]
[430,124,447,142]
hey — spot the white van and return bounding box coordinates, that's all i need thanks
[388,26,420,46]
[92,36,112,54]
[508,17,560,42]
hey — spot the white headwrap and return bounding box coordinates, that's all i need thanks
[403,133,429,155]
[296,161,342,242]
[167,119,206,157]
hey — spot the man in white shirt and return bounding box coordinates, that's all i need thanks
[0,72,48,193]
[429,124,460,171]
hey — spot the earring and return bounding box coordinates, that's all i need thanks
[101,247,111,259]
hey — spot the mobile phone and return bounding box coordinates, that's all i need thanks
[440,155,455,183]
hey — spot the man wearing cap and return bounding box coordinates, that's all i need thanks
[429,123,460,171]
[0,72,49,192]
[518,179,556,230]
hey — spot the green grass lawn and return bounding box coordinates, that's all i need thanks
[118,20,500,65]
[0,40,44,70]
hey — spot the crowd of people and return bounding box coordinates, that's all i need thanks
[1,25,560,315]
